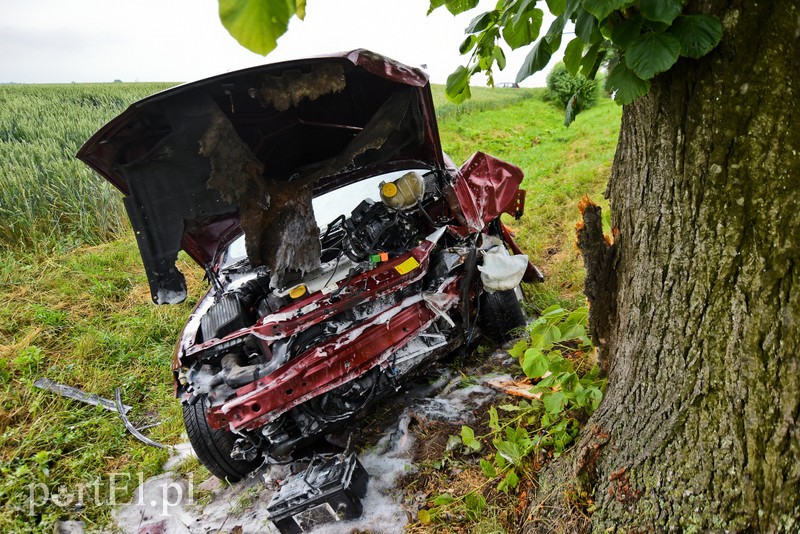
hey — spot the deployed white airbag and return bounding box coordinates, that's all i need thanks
[479,246,528,292]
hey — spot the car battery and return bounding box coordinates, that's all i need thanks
[267,453,369,533]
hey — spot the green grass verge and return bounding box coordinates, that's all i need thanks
[0,82,620,531]
[0,240,202,531]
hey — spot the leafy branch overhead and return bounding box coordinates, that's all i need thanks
[216,0,721,112]
[433,0,722,107]
[218,0,306,56]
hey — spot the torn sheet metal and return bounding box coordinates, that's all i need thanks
[115,388,167,449]
[34,378,131,414]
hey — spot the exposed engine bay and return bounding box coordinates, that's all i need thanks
[175,169,505,463]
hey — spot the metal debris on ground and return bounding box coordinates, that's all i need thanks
[114,388,167,449]
[34,377,131,414]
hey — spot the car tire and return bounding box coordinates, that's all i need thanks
[183,397,261,482]
[479,288,526,341]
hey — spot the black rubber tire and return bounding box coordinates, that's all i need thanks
[479,288,526,341]
[182,397,261,482]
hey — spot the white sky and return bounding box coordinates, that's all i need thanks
[0,0,564,86]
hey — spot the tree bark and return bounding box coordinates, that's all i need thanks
[528,1,800,531]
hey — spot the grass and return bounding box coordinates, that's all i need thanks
[0,82,620,532]
[0,241,203,531]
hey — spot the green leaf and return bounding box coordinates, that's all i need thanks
[543,391,566,414]
[610,13,643,47]
[548,355,574,373]
[555,371,578,390]
[433,493,455,505]
[563,38,584,75]
[295,0,305,19]
[494,439,523,465]
[516,38,552,82]
[465,492,487,518]
[446,434,463,451]
[445,0,479,15]
[541,305,566,319]
[459,34,478,54]
[580,41,603,78]
[544,12,568,45]
[505,0,534,25]
[561,322,586,341]
[573,384,588,406]
[489,406,500,431]
[418,509,432,524]
[564,93,578,126]
[539,374,556,387]
[563,307,588,327]
[582,0,628,22]
[544,0,566,16]
[669,15,723,59]
[502,8,543,50]
[588,387,604,409]
[445,65,472,104]
[466,11,496,33]
[428,0,447,15]
[530,322,561,345]
[523,349,549,378]
[462,425,482,451]
[494,46,507,70]
[509,339,528,359]
[504,469,520,489]
[480,458,498,477]
[626,31,681,79]
[575,9,600,43]
[495,450,508,469]
[640,0,682,25]
[219,0,296,56]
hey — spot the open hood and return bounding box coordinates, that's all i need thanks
[77,50,445,304]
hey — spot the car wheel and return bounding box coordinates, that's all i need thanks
[479,288,526,341]
[183,397,261,482]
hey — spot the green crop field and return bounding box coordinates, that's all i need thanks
[0,82,620,532]
[0,83,176,253]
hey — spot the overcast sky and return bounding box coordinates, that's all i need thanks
[0,0,563,86]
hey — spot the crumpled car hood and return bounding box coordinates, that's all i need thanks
[77,49,445,304]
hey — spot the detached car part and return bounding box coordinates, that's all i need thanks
[78,50,541,481]
[267,452,369,533]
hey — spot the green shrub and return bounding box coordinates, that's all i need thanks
[545,63,599,113]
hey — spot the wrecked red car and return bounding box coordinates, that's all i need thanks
[78,50,542,481]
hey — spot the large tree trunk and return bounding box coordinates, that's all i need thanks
[528,1,800,531]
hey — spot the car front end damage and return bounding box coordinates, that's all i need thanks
[78,50,542,480]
